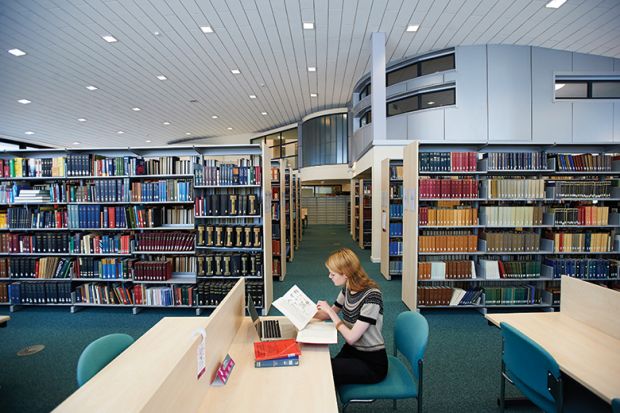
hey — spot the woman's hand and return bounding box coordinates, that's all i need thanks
[316,300,336,320]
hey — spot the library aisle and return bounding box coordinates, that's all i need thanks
[0,225,536,413]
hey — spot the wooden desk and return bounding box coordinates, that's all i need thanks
[486,312,620,404]
[200,317,338,412]
[0,315,9,327]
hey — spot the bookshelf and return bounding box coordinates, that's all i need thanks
[0,145,273,315]
[271,160,286,281]
[359,179,372,249]
[402,141,620,313]
[284,168,294,262]
[380,159,403,280]
[350,178,360,242]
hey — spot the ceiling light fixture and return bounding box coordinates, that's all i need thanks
[153,31,161,36]
[227,127,233,130]
[132,107,141,111]
[102,35,118,43]
[117,131,124,134]
[303,22,314,30]
[25,131,34,135]
[555,83,565,90]
[427,101,435,105]
[157,75,167,80]
[8,48,26,56]
[200,26,214,33]
[231,69,241,74]
[145,139,152,143]
[261,112,267,115]
[545,0,567,8]
[86,85,98,91]
[212,115,219,119]
[185,132,191,135]
[73,141,80,145]
[163,121,171,125]
[407,25,419,32]
[17,99,31,104]
[310,93,317,97]
[249,94,256,99]
[78,118,87,122]
[308,67,316,72]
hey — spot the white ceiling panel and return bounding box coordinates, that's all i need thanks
[1,0,618,147]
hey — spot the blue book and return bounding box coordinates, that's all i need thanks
[255,356,299,368]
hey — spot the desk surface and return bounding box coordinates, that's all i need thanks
[199,317,338,413]
[486,312,620,404]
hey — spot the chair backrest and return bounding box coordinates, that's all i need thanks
[500,322,561,406]
[612,398,620,413]
[77,333,134,387]
[394,311,429,378]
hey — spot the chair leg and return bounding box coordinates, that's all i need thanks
[342,402,348,413]
[393,399,397,410]
[418,360,424,413]
[499,362,506,413]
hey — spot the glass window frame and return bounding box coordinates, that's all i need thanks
[386,52,455,87]
[555,79,620,100]
[386,87,456,117]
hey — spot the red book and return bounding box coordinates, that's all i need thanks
[254,339,301,361]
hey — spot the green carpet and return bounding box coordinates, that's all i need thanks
[0,225,537,413]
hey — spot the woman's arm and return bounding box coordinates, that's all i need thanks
[316,300,370,345]
[314,304,341,321]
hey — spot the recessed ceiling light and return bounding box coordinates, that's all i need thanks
[73,141,80,145]
[163,121,171,125]
[303,22,314,30]
[157,75,167,80]
[308,67,316,72]
[261,112,267,115]
[25,131,34,135]
[310,93,318,97]
[185,132,191,135]
[555,83,565,90]
[153,31,161,36]
[86,85,98,91]
[102,35,118,43]
[117,131,124,134]
[231,69,241,74]
[427,101,435,105]
[145,139,152,143]
[227,127,233,130]
[545,0,567,8]
[8,48,26,56]
[78,118,87,122]
[249,94,257,99]
[406,25,419,32]
[17,99,31,104]
[200,26,214,33]
[132,107,141,111]
[212,115,219,119]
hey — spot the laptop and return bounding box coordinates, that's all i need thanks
[247,295,283,341]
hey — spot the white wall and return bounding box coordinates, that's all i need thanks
[299,164,351,182]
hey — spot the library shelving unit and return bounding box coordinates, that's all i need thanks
[380,159,403,280]
[359,179,372,249]
[293,173,302,249]
[284,168,294,262]
[0,144,273,315]
[350,178,360,241]
[402,141,620,313]
[270,160,286,281]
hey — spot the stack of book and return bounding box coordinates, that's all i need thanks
[253,338,301,368]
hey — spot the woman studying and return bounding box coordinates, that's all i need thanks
[315,248,388,387]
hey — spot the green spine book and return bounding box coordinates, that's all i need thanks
[254,356,299,368]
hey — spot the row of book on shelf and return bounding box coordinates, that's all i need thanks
[0,279,265,308]
[195,158,262,186]
[194,194,260,216]
[416,285,547,306]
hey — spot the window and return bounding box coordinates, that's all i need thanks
[387,87,455,117]
[359,83,371,100]
[555,79,620,99]
[359,111,372,127]
[386,53,455,87]
[301,113,348,167]
[251,128,299,169]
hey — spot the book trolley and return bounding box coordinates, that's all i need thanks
[0,145,273,315]
[401,141,620,312]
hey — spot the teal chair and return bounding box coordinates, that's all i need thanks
[500,322,563,413]
[76,333,134,387]
[338,311,429,412]
[612,399,620,413]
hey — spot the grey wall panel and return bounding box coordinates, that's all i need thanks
[615,59,620,72]
[405,73,445,93]
[573,102,614,143]
[407,109,445,141]
[532,47,572,143]
[386,83,407,97]
[445,45,487,141]
[386,114,408,140]
[572,53,614,72]
[487,45,532,141]
[614,103,620,142]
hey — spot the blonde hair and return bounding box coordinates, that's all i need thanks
[325,248,379,292]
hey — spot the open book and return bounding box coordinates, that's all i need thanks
[272,285,337,344]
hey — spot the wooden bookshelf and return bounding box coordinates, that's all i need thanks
[359,179,372,249]
[0,145,273,314]
[285,168,294,262]
[350,178,360,241]
[380,159,403,280]
[402,141,620,312]
[270,160,287,281]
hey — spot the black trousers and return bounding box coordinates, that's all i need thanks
[331,344,388,387]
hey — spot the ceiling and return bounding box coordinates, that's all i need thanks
[1,0,619,149]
